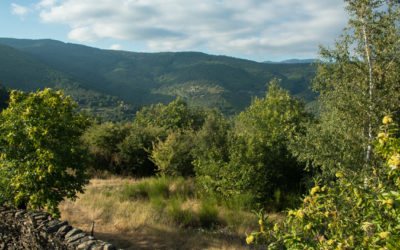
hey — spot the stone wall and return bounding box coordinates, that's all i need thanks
[0,206,117,250]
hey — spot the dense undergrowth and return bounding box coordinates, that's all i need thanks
[246,117,400,249]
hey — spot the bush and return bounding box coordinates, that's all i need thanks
[212,80,310,208]
[82,122,131,174]
[193,110,231,195]
[151,130,196,177]
[134,97,205,131]
[118,125,167,176]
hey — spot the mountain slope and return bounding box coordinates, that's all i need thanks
[0,42,137,121]
[0,38,317,114]
[0,43,72,91]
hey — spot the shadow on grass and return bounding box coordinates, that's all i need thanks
[91,225,249,250]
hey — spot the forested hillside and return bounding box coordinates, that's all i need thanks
[0,43,138,121]
[0,38,316,115]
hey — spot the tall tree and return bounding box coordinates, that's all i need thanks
[294,0,400,176]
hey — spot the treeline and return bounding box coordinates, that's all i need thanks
[83,80,312,209]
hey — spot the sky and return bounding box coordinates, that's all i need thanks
[1,0,348,62]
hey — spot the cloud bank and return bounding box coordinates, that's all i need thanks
[35,0,347,59]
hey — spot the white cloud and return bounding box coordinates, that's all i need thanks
[11,3,29,17]
[67,26,97,42]
[109,44,122,50]
[37,0,347,59]
[37,0,59,8]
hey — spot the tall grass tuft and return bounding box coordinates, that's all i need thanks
[168,197,193,227]
[119,181,149,200]
[147,176,170,199]
[198,198,219,228]
[169,176,194,198]
[221,192,255,211]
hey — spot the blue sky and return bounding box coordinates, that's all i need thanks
[1,0,347,62]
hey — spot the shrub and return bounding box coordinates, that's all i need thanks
[151,130,196,177]
[214,80,310,207]
[193,110,231,195]
[82,122,131,174]
[134,97,205,131]
[118,125,167,176]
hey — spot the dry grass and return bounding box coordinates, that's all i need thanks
[59,177,283,250]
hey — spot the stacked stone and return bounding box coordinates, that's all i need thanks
[0,206,117,250]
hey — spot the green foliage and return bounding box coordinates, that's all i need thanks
[151,130,197,177]
[193,110,231,194]
[0,88,90,215]
[247,116,400,249]
[83,98,207,178]
[295,0,400,177]
[118,125,167,177]
[134,97,205,130]
[82,122,131,174]
[213,79,311,207]
[58,83,140,123]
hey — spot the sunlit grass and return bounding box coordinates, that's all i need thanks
[59,176,283,249]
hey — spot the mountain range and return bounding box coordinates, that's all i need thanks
[0,38,317,118]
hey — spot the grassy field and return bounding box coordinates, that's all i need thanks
[59,176,282,249]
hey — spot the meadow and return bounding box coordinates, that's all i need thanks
[59,176,282,249]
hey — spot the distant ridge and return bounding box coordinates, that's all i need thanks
[0,37,317,116]
[264,59,319,64]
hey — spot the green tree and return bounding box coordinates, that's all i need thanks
[0,89,90,215]
[295,0,400,177]
[82,122,131,174]
[118,124,167,176]
[134,97,205,131]
[193,110,231,194]
[151,130,197,177]
[218,80,311,207]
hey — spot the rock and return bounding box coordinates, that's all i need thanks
[66,232,87,244]
[69,235,96,247]
[46,220,68,233]
[15,211,26,218]
[77,240,97,249]
[65,228,82,239]
[0,205,117,250]
[55,225,72,239]
[103,243,117,250]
